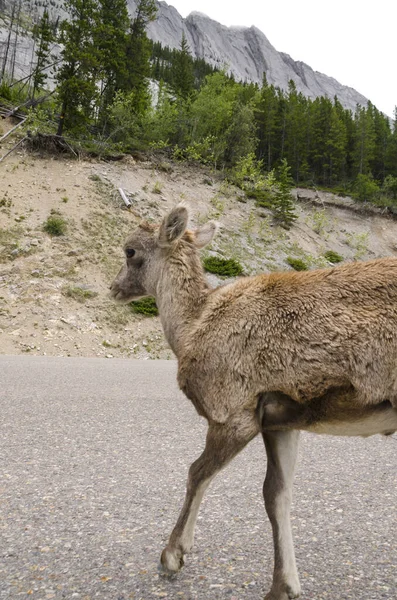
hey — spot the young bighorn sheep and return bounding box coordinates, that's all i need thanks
[110,206,397,600]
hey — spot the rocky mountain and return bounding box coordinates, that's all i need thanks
[142,1,369,112]
[0,0,368,112]
[146,4,368,111]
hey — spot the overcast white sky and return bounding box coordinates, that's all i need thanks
[167,0,396,118]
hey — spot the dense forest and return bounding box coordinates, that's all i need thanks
[1,0,397,210]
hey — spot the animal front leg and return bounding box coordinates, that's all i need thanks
[161,414,258,573]
[262,429,301,600]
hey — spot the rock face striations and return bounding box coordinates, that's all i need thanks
[145,4,368,111]
[0,0,368,112]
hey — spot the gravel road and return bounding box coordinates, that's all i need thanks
[0,356,396,599]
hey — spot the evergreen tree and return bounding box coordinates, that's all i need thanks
[284,80,307,181]
[255,74,278,170]
[309,96,333,183]
[56,0,100,135]
[172,32,194,100]
[192,55,217,89]
[273,158,297,229]
[276,87,288,160]
[325,100,348,184]
[340,104,355,181]
[353,103,376,176]
[123,0,157,114]
[150,41,218,92]
[386,107,397,177]
[95,0,129,122]
[31,7,54,99]
[371,105,391,181]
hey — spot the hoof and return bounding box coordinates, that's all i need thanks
[265,584,300,600]
[160,546,184,575]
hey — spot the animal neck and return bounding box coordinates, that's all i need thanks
[156,245,210,356]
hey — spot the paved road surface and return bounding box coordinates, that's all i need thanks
[0,356,396,600]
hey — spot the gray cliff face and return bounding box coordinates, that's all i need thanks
[0,0,368,112]
[0,1,63,87]
[144,5,368,111]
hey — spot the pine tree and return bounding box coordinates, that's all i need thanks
[123,0,157,114]
[255,74,278,170]
[353,103,376,176]
[276,88,288,160]
[386,107,397,178]
[284,80,307,182]
[172,32,194,100]
[371,105,391,181]
[326,106,347,184]
[56,0,100,135]
[273,158,297,229]
[31,7,54,99]
[340,104,355,181]
[309,96,333,183]
[95,0,129,122]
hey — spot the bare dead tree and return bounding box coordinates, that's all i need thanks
[1,1,17,83]
[10,0,23,81]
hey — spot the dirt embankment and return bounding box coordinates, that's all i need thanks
[1,150,397,359]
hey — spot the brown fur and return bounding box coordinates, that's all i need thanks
[110,206,396,600]
[176,257,397,425]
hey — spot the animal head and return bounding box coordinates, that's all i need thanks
[110,205,218,304]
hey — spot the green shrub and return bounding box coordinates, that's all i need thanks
[203,256,243,277]
[130,296,159,316]
[0,79,30,104]
[229,153,264,189]
[245,188,274,209]
[172,136,216,165]
[228,154,277,211]
[286,257,308,271]
[352,174,380,202]
[382,175,397,201]
[308,209,331,236]
[323,250,343,264]
[89,174,102,182]
[152,181,163,194]
[345,231,369,260]
[43,215,67,236]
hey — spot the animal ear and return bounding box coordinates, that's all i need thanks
[158,205,189,247]
[193,221,219,248]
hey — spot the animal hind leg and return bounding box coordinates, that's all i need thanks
[262,429,301,600]
[160,411,259,573]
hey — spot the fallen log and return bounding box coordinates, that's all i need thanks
[118,187,131,208]
[0,135,27,163]
[0,118,26,144]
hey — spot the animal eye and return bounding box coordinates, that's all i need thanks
[126,248,135,258]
